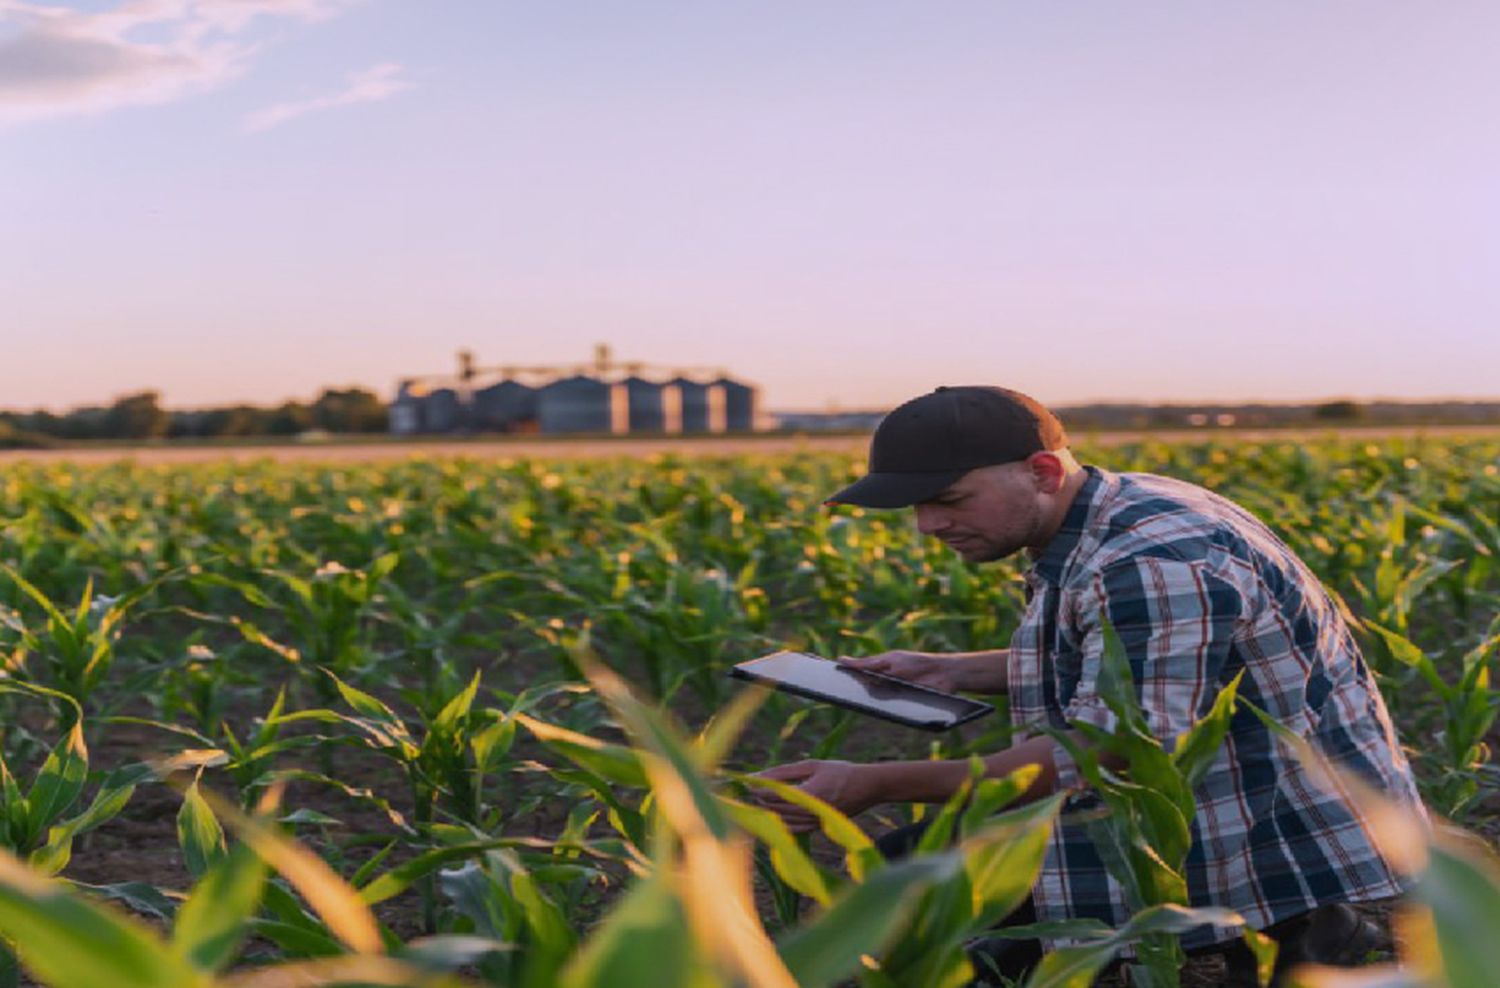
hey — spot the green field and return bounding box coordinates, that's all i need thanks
[0,437,1496,987]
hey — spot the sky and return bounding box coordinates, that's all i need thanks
[3,1,1497,413]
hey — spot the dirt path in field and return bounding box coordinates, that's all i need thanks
[4,425,1500,465]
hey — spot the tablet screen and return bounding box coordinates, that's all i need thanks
[730,651,992,730]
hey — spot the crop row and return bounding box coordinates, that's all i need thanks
[0,437,1495,986]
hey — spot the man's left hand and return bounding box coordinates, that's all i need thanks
[750,760,881,834]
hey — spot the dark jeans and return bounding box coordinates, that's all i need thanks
[872,819,1379,987]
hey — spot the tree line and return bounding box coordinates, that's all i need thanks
[0,389,388,447]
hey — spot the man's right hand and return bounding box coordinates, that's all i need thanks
[836,649,1008,694]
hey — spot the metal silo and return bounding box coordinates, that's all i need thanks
[711,377,757,431]
[390,380,425,435]
[671,377,727,433]
[623,376,683,433]
[424,387,463,433]
[538,375,629,434]
[474,380,539,432]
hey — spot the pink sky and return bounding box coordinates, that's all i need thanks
[3,2,1497,412]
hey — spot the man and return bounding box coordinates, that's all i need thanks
[755,386,1421,985]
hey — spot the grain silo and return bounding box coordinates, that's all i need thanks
[473,380,539,432]
[623,376,682,433]
[537,375,629,434]
[711,377,757,432]
[390,381,426,435]
[672,377,727,433]
[424,387,464,433]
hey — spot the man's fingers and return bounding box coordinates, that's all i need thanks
[754,760,820,783]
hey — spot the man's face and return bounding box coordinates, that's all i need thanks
[912,462,1044,563]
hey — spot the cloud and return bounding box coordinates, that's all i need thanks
[0,0,358,125]
[240,60,409,133]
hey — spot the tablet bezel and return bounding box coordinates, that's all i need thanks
[728,650,995,732]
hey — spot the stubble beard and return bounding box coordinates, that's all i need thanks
[955,499,1042,564]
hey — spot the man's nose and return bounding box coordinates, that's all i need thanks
[914,504,948,535]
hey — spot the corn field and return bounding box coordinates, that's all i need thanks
[0,437,1497,987]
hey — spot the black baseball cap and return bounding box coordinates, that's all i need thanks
[825,386,1069,508]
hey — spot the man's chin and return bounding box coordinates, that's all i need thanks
[955,543,1011,564]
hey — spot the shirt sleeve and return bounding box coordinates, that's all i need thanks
[1061,555,1245,746]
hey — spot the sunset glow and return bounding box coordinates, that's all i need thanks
[4,2,1497,412]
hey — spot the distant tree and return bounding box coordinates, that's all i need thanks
[1313,400,1364,422]
[206,406,264,437]
[266,401,314,436]
[65,406,111,440]
[100,391,169,439]
[311,388,388,433]
[0,420,54,449]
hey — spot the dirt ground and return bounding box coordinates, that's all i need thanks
[5,424,1500,466]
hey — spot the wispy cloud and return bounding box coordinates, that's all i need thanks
[240,60,409,133]
[0,0,358,126]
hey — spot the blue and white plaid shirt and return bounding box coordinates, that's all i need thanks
[1007,467,1422,945]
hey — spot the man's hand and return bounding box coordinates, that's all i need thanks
[751,760,881,834]
[837,649,1008,694]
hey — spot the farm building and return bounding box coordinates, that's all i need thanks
[389,347,759,436]
[472,380,539,433]
[671,377,727,434]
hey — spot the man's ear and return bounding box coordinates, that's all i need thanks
[1026,451,1068,494]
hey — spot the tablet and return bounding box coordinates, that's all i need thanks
[728,650,994,732]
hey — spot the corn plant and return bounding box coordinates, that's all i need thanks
[1240,700,1497,988]
[0,565,172,720]
[0,781,501,988]
[1356,618,1500,819]
[198,553,400,704]
[1049,620,1261,988]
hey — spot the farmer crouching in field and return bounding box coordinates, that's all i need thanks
[753,386,1424,987]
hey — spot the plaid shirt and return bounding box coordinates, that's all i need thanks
[1007,467,1422,946]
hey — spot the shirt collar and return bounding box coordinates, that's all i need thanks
[1029,465,1106,586]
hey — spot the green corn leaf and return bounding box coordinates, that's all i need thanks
[470,717,516,774]
[915,759,983,854]
[513,713,649,787]
[1415,837,1500,988]
[1172,671,1244,790]
[962,794,1069,929]
[0,751,27,848]
[171,842,268,973]
[721,799,833,906]
[0,848,206,988]
[358,840,523,906]
[777,852,962,987]
[878,794,1067,986]
[325,670,402,724]
[24,720,89,849]
[244,918,345,959]
[585,662,734,842]
[176,779,226,878]
[30,779,140,876]
[960,763,1042,836]
[1023,904,1246,988]
[367,551,401,584]
[0,565,70,630]
[558,872,707,988]
[1094,616,1150,735]
[429,669,481,738]
[733,773,880,882]
[78,881,180,922]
